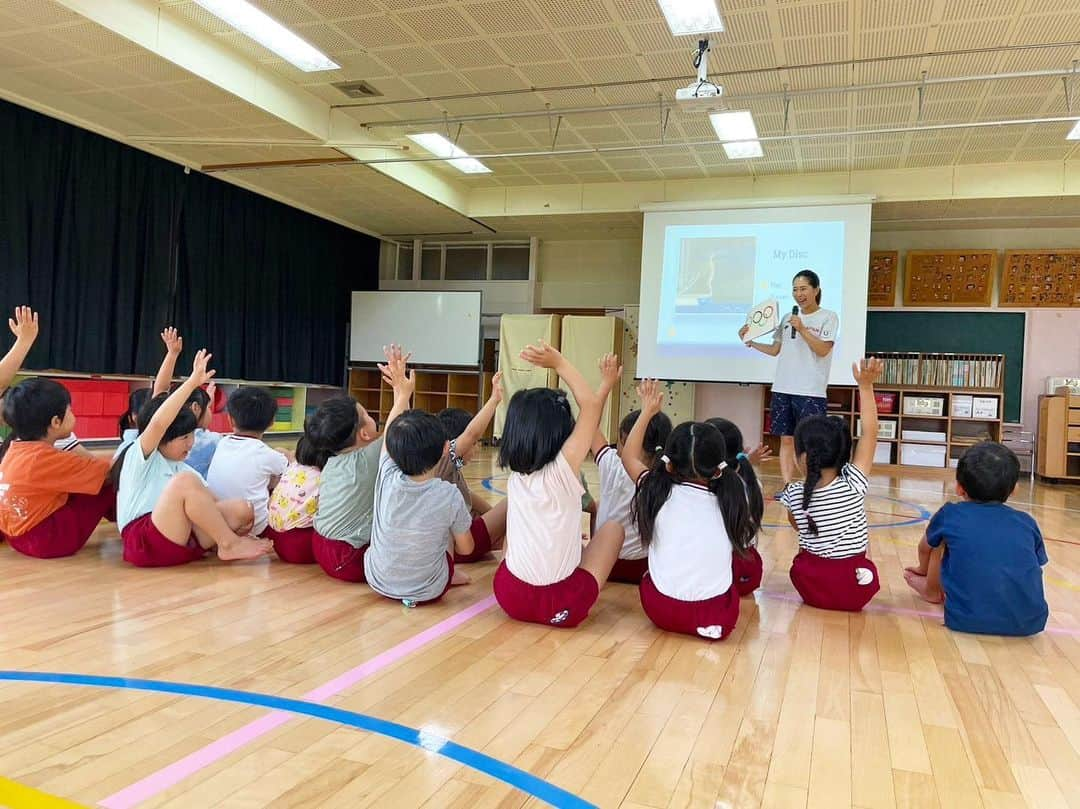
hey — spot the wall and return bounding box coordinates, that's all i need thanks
[536,238,641,309]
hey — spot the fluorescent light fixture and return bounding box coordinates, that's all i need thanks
[657,0,725,36]
[723,140,764,159]
[1068,120,1080,139]
[710,110,763,159]
[407,132,492,174]
[193,0,339,72]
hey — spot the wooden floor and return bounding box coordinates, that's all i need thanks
[0,448,1078,809]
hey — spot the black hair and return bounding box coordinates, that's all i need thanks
[632,421,755,555]
[305,397,360,459]
[437,407,473,441]
[793,269,822,304]
[497,387,574,474]
[957,441,1019,503]
[186,386,211,420]
[706,417,764,534]
[294,435,324,469]
[227,386,278,432]
[118,387,152,434]
[620,409,673,465]
[0,379,72,462]
[110,392,198,485]
[386,409,447,476]
[793,415,852,535]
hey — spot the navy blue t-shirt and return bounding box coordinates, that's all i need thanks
[926,501,1048,637]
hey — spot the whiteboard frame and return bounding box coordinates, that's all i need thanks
[348,289,483,368]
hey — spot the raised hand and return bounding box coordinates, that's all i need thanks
[636,378,663,415]
[598,353,622,389]
[191,349,216,386]
[852,357,884,387]
[379,343,414,396]
[489,370,503,404]
[161,327,183,355]
[8,306,38,343]
[519,339,562,369]
[746,443,773,465]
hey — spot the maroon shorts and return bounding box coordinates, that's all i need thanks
[121,513,207,568]
[263,526,316,564]
[608,556,649,584]
[639,573,740,640]
[312,531,368,582]
[454,516,492,564]
[732,546,764,596]
[5,484,116,559]
[493,561,600,628]
[789,550,880,612]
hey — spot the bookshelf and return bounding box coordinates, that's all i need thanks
[761,352,1005,469]
[1036,392,1080,482]
[348,365,489,434]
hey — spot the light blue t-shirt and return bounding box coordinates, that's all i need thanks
[112,428,140,461]
[185,429,222,478]
[117,442,203,531]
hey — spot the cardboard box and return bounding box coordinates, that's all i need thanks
[874,442,892,464]
[901,443,947,467]
[903,396,945,416]
[857,418,897,439]
[952,394,973,418]
[972,397,998,419]
[902,429,947,443]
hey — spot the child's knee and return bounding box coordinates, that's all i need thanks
[165,471,203,496]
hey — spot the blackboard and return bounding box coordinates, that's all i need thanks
[865,311,1025,422]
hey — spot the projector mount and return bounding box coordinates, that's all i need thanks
[675,38,723,107]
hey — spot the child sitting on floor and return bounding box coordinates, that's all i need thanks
[779,358,883,612]
[115,350,271,566]
[184,383,222,478]
[905,441,1048,636]
[264,435,324,564]
[114,327,185,461]
[206,386,289,538]
[591,356,673,584]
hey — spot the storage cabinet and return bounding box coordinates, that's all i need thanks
[1036,393,1080,482]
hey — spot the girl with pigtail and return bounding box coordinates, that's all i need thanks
[779,358,884,611]
[623,380,757,641]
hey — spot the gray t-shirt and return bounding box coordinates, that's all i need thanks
[365,453,472,602]
[313,438,383,548]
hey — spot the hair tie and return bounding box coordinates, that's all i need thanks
[711,460,728,479]
[654,445,664,453]
[660,454,670,465]
[736,452,748,461]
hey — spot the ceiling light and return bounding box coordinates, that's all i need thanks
[407,133,492,174]
[193,0,340,72]
[657,0,725,36]
[1068,120,1080,139]
[710,110,763,159]
[723,141,764,159]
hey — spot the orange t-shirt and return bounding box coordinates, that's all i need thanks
[0,442,111,537]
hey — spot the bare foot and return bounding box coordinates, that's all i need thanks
[450,569,471,586]
[217,535,273,561]
[903,569,943,604]
[904,565,926,576]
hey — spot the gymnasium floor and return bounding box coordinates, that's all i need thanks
[0,449,1077,809]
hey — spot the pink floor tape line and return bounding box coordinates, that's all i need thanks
[100,594,497,809]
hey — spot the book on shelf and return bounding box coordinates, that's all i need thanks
[876,353,1002,390]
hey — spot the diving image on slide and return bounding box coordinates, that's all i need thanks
[657,221,845,359]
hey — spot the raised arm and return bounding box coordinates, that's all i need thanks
[622,378,663,482]
[378,344,414,445]
[454,371,502,458]
[0,307,39,392]
[851,357,884,475]
[591,353,623,457]
[152,327,183,396]
[138,349,215,458]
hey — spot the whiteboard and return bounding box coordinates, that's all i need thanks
[349,291,482,366]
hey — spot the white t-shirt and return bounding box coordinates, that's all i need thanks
[772,307,839,398]
[595,445,645,560]
[647,478,734,602]
[206,435,289,535]
[505,451,585,586]
[117,444,202,532]
[780,463,869,558]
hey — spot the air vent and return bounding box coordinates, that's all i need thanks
[332,80,382,99]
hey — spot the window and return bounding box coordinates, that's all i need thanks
[396,245,413,280]
[445,246,487,280]
[492,245,530,280]
[420,246,442,280]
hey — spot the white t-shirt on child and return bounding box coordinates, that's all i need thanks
[595,445,645,561]
[206,435,289,535]
[647,478,733,602]
[505,451,585,586]
[773,307,839,398]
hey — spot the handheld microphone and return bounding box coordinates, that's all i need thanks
[790,305,799,339]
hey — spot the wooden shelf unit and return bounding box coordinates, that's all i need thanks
[348,365,491,435]
[1036,392,1080,482]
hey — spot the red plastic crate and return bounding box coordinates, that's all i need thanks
[77,416,117,439]
[857,391,897,414]
[103,392,129,415]
[210,412,231,433]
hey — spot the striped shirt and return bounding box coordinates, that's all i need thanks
[780,463,869,559]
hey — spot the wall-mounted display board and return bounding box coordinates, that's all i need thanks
[903,250,996,306]
[1000,250,1080,307]
[868,250,899,306]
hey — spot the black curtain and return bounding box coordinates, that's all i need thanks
[0,98,378,385]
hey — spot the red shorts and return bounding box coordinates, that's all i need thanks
[789,550,880,612]
[732,546,764,596]
[121,513,207,568]
[5,484,116,559]
[608,556,649,584]
[312,531,368,583]
[493,561,600,628]
[454,516,492,563]
[639,573,740,640]
[263,526,316,564]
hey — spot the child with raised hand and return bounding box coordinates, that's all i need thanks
[494,342,626,629]
[264,435,324,564]
[114,327,186,461]
[0,377,115,558]
[116,349,271,567]
[590,356,672,584]
[706,417,769,596]
[780,357,883,611]
[904,441,1048,636]
[623,381,756,640]
[183,380,221,478]
[364,348,488,605]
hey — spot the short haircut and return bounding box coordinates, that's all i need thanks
[497,387,574,474]
[294,435,322,468]
[2,378,70,440]
[957,441,1019,503]
[386,409,447,475]
[137,393,198,444]
[227,387,278,432]
[619,409,673,458]
[437,407,473,441]
[306,397,359,456]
